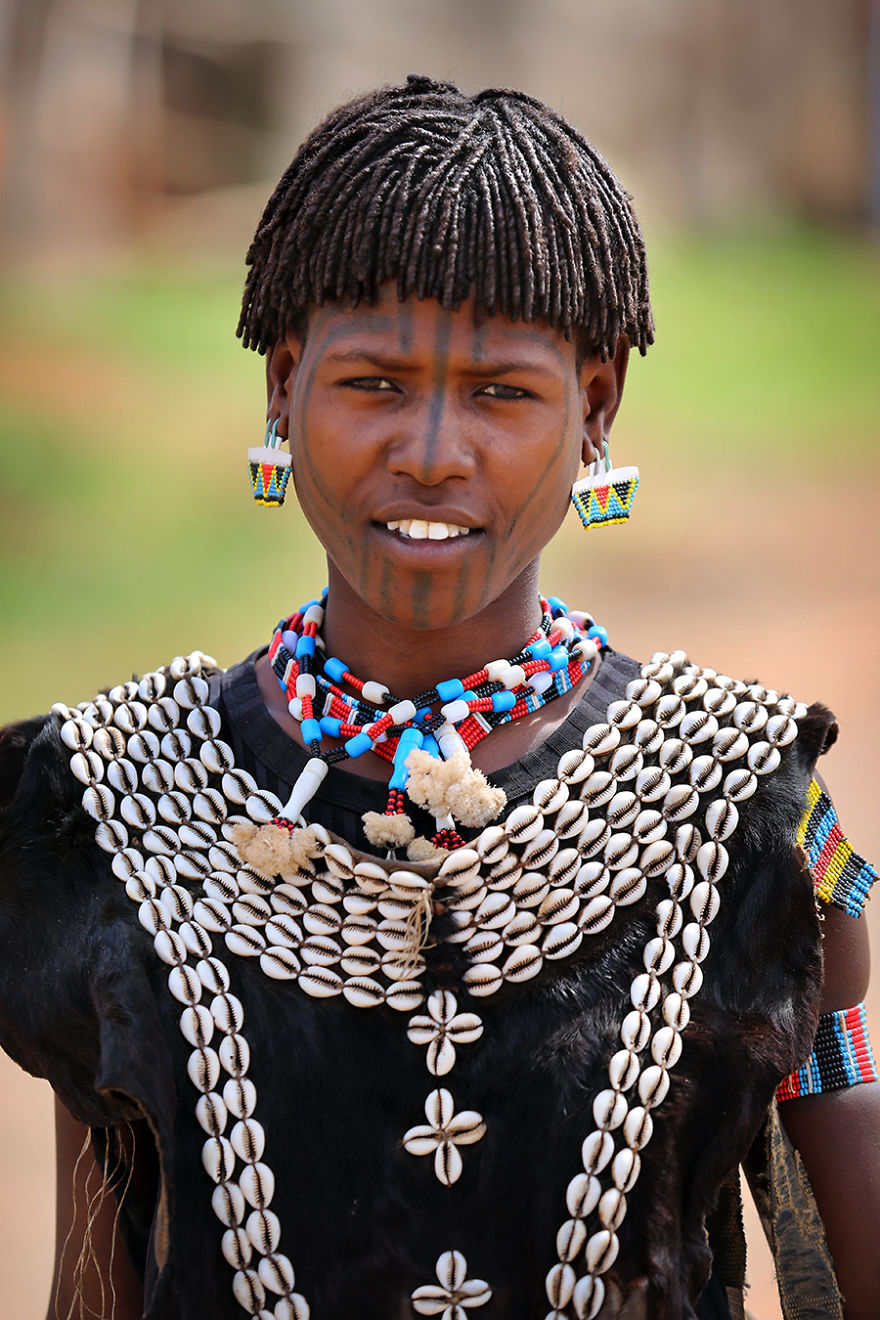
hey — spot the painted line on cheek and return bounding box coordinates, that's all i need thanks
[378,553,393,619]
[452,560,472,623]
[410,571,432,628]
[506,373,573,544]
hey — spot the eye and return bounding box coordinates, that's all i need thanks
[477,382,531,400]
[342,376,399,392]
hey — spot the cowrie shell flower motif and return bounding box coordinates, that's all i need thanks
[402,1089,486,1185]
[407,990,484,1076]
[412,1250,492,1318]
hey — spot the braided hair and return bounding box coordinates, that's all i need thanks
[238,74,653,360]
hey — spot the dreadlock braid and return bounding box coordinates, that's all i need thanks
[238,74,654,360]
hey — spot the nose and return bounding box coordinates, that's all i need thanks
[386,399,477,486]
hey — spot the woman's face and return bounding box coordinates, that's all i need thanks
[270,287,626,633]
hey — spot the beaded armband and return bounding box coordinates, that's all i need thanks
[776,1003,878,1101]
[798,779,877,918]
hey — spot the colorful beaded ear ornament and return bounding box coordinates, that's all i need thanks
[234,594,608,869]
[248,416,292,507]
[570,440,639,529]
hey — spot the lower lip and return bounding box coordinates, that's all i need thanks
[372,524,483,559]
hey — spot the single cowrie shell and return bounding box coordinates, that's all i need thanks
[604,833,638,871]
[634,767,670,803]
[622,1105,653,1151]
[511,872,550,907]
[259,947,301,980]
[607,791,639,830]
[733,700,768,734]
[201,1135,235,1184]
[654,898,683,939]
[556,1217,588,1263]
[689,881,721,925]
[620,1009,651,1052]
[609,746,643,781]
[293,956,342,990]
[219,1033,250,1078]
[574,860,609,898]
[95,819,128,852]
[712,727,749,762]
[630,972,661,1012]
[553,799,591,841]
[148,697,180,734]
[696,841,729,884]
[221,1226,252,1270]
[643,937,675,975]
[462,963,504,997]
[342,977,385,1008]
[195,956,230,994]
[663,992,690,1031]
[437,848,480,886]
[576,818,611,858]
[665,862,694,901]
[180,1005,214,1049]
[154,928,187,966]
[195,1089,226,1136]
[705,798,739,842]
[187,705,222,741]
[107,757,139,793]
[138,897,170,936]
[662,783,699,821]
[244,790,282,825]
[258,1251,295,1297]
[766,713,798,746]
[542,921,583,960]
[682,922,710,962]
[224,1076,257,1120]
[204,872,238,903]
[384,981,424,1012]
[520,828,559,869]
[723,768,758,801]
[581,1129,614,1175]
[598,1187,627,1232]
[462,929,503,963]
[137,672,166,702]
[572,1274,605,1320]
[476,826,508,866]
[112,847,145,881]
[655,695,685,728]
[747,741,781,776]
[300,934,342,966]
[175,757,209,794]
[578,895,614,935]
[157,791,191,825]
[547,847,580,888]
[222,768,258,805]
[672,959,704,998]
[625,676,662,707]
[606,699,642,729]
[212,1181,245,1228]
[230,1118,265,1164]
[340,914,377,947]
[120,793,156,829]
[658,737,691,774]
[633,719,664,755]
[638,1064,670,1109]
[323,842,355,881]
[703,687,736,717]
[504,803,543,844]
[673,673,708,701]
[640,840,674,877]
[538,888,579,926]
[532,777,569,815]
[502,909,541,945]
[556,747,595,785]
[545,1262,576,1309]
[688,755,722,794]
[113,701,148,735]
[142,759,174,794]
[675,824,701,863]
[566,1170,601,1218]
[210,992,244,1034]
[93,725,127,760]
[239,1161,276,1210]
[582,723,621,757]
[608,868,646,906]
[608,1049,639,1092]
[173,675,210,709]
[224,925,266,958]
[201,739,235,775]
[302,903,342,936]
[83,783,115,822]
[585,1228,619,1274]
[246,1207,281,1255]
[70,749,103,785]
[632,809,665,844]
[501,943,543,982]
[161,729,192,762]
[187,1046,221,1093]
[612,1147,641,1194]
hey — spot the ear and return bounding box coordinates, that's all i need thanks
[579,335,630,466]
[265,334,302,440]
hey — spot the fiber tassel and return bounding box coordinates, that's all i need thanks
[231,819,321,879]
[362,810,416,849]
[404,747,507,829]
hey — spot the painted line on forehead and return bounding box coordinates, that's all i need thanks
[397,302,414,354]
[421,309,455,473]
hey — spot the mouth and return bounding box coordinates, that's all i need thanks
[383,518,475,541]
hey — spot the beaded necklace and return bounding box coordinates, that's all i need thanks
[263,593,607,857]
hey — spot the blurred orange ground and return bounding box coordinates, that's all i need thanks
[1,469,877,1319]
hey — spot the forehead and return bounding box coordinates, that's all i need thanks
[297,286,578,372]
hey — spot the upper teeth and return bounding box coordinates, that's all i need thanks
[385,520,472,540]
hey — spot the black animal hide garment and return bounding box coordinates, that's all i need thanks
[0,650,831,1320]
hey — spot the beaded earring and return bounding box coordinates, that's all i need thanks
[248,417,292,507]
[570,440,639,529]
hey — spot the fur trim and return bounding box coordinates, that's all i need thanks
[361,811,416,849]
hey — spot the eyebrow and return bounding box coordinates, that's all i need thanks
[322,350,560,377]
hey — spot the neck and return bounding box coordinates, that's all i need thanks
[320,561,546,695]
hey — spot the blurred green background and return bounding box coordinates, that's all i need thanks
[1,3,878,1317]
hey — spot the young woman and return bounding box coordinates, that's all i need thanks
[1,75,878,1320]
